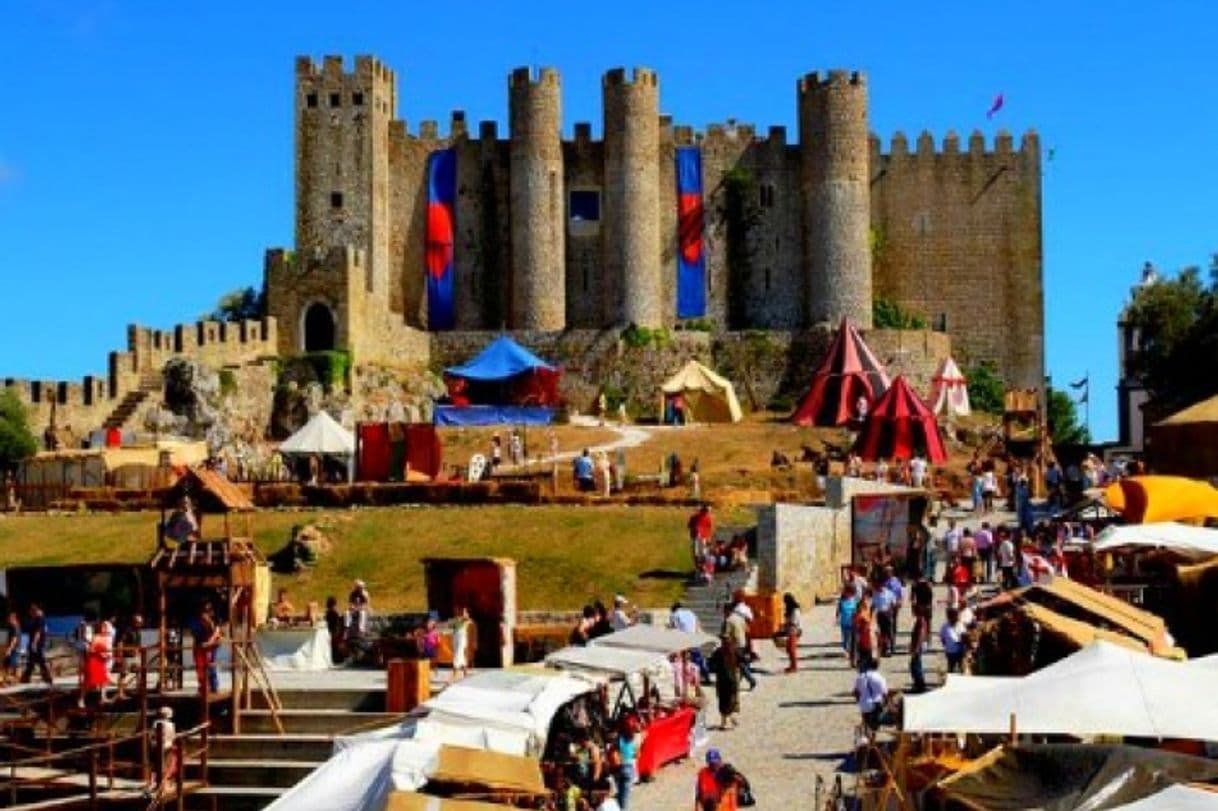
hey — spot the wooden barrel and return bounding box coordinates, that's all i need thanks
[386,658,430,713]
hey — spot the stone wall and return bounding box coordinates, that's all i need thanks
[871,130,1043,389]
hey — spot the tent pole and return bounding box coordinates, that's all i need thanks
[1008,712,1017,745]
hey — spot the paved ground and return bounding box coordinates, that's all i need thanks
[629,594,944,808]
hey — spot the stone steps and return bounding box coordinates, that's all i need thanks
[207,733,335,761]
[185,784,286,811]
[204,758,320,788]
[237,708,402,736]
[248,687,385,712]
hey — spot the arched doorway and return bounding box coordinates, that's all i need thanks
[302,302,336,352]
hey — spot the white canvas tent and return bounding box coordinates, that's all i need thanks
[590,624,716,655]
[1092,522,1218,561]
[265,670,592,811]
[279,410,356,456]
[904,641,1218,740]
[659,360,743,423]
[929,356,970,417]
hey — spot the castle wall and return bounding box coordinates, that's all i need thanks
[563,125,607,328]
[387,121,430,324]
[870,130,1043,388]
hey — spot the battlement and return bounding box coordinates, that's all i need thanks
[876,128,1040,160]
[799,69,866,93]
[296,54,394,83]
[3,376,108,410]
[603,67,657,88]
[509,66,560,88]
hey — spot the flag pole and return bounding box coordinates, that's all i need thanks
[1085,370,1091,440]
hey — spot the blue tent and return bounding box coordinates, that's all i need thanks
[443,335,556,381]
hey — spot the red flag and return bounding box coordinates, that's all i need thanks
[986,93,1004,119]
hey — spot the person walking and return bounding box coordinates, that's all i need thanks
[710,639,741,730]
[836,584,859,665]
[687,505,714,573]
[3,611,21,686]
[695,748,742,811]
[722,606,755,691]
[975,522,995,583]
[939,607,965,673]
[190,603,221,695]
[852,592,875,671]
[853,656,889,732]
[613,721,641,809]
[997,532,1018,590]
[20,603,53,685]
[781,593,802,673]
[870,581,894,657]
[909,608,929,693]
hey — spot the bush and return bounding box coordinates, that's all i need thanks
[873,298,927,330]
[0,390,38,472]
[622,326,671,350]
[965,361,1005,414]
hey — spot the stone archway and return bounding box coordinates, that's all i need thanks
[302,302,336,352]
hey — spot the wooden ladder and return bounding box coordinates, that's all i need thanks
[234,642,284,735]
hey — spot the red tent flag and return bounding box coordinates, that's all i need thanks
[791,318,891,427]
[853,375,948,464]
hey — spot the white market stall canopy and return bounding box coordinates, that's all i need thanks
[929,356,971,417]
[1092,522,1218,561]
[545,644,670,679]
[590,624,716,655]
[904,641,1218,741]
[279,410,356,456]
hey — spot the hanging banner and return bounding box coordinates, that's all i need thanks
[676,146,707,319]
[426,148,457,330]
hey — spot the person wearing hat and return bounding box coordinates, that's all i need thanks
[347,579,371,636]
[696,748,740,810]
[611,595,634,632]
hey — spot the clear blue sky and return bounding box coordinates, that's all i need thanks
[2,1,1215,441]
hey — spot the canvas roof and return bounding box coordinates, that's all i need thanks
[1103,476,1218,523]
[904,641,1218,739]
[443,336,555,382]
[1092,522,1218,561]
[853,375,948,463]
[1015,577,1173,655]
[659,360,743,422]
[545,644,670,679]
[279,410,356,456]
[590,624,716,655]
[791,317,891,427]
[168,466,255,512]
[1156,393,1218,426]
[930,356,971,417]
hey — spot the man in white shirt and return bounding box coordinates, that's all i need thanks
[996,534,1017,589]
[611,595,634,631]
[669,601,709,682]
[870,585,895,657]
[853,656,888,730]
[939,608,965,672]
[909,454,928,489]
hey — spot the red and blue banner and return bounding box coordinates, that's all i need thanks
[426,148,457,330]
[676,146,706,318]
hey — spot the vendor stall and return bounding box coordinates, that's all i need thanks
[437,336,561,426]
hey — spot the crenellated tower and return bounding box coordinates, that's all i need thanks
[508,67,566,330]
[294,55,396,299]
[602,67,662,327]
[799,70,872,328]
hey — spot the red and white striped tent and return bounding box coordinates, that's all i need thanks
[790,318,891,427]
[853,375,948,463]
[930,356,970,418]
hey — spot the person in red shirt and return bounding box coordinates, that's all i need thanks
[695,748,738,811]
[688,505,714,572]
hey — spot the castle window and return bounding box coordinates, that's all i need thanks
[306,92,318,108]
[329,92,341,108]
[352,92,364,106]
[569,190,600,222]
[330,192,344,209]
[758,184,776,207]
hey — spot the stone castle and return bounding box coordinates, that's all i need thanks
[4,54,1043,441]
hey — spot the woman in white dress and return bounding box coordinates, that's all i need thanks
[450,606,472,683]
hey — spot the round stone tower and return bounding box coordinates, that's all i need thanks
[799,70,872,328]
[603,67,662,327]
[508,66,566,331]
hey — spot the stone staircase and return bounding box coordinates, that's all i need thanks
[683,566,757,636]
[185,686,400,811]
[102,371,163,431]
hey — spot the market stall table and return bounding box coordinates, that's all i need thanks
[257,624,334,671]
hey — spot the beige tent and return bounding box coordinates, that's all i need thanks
[659,360,743,423]
[1149,394,1218,479]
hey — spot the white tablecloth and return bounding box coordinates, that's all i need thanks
[257,626,333,671]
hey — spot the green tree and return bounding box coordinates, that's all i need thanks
[1047,388,1091,445]
[206,286,265,322]
[872,297,927,329]
[0,389,38,472]
[965,361,1004,414]
[1125,259,1218,413]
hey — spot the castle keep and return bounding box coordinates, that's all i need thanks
[269,55,1042,386]
[4,54,1043,439]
